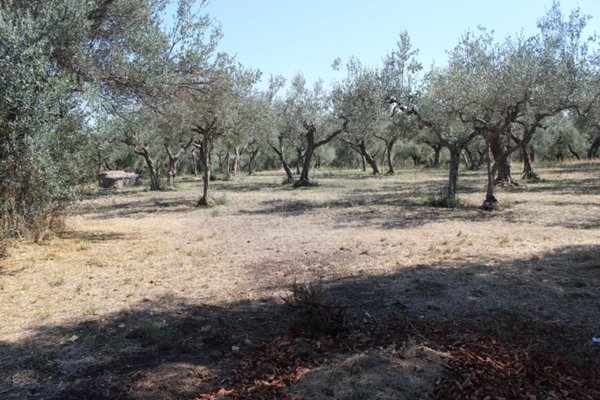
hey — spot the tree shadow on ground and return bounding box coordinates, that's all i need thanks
[236,192,508,230]
[77,197,199,220]
[210,181,292,193]
[1,245,598,399]
[83,188,148,200]
[56,230,131,243]
[235,172,600,230]
[541,162,600,174]
[516,177,600,195]
[75,165,600,224]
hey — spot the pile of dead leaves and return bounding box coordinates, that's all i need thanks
[432,335,599,400]
[197,320,599,399]
[198,335,337,400]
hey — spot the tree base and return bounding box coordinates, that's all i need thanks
[293,179,311,188]
[522,170,540,182]
[385,170,396,176]
[494,177,519,187]
[481,195,499,211]
[197,196,213,207]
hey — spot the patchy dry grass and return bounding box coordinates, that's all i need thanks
[1,162,599,398]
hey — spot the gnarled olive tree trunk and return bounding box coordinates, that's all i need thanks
[431,143,442,168]
[341,138,380,175]
[191,149,199,177]
[269,140,294,183]
[192,129,215,207]
[476,128,499,210]
[384,139,397,175]
[588,135,600,158]
[246,145,260,175]
[195,135,212,206]
[490,134,513,186]
[510,133,538,181]
[294,118,348,187]
[165,136,194,187]
[482,140,499,210]
[446,145,460,202]
[231,146,242,177]
[124,140,160,190]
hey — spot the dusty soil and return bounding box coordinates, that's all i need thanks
[1,162,599,399]
[285,345,446,400]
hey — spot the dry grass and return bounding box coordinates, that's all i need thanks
[1,161,599,398]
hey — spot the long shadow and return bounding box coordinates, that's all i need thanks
[210,181,292,193]
[541,162,600,174]
[1,244,598,399]
[78,197,199,220]
[518,177,600,195]
[236,191,506,229]
[56,230,131,243]
[542,214,600,230]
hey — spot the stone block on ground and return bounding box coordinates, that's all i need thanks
[97,171,142,189]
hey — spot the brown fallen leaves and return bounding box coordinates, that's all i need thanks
[432,334,599,400]
[197,324,599,400]
[198,335,332,400]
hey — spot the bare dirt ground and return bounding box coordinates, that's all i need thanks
[1,162,599,399]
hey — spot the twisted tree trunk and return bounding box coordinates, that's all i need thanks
[294,118,348,187]
[231,146,241,177]
[269,141,294,184]
[510,133,538,181]
[341,138,380,175]
[446,146,460,203]
[137,145,160,191]
[490,134,513,186]
[165,136,194,187]
[384,139,397,175]
[192,131,214,207]
[247,146,259,175]
[588,135,600,159]
[431,144,441,168]
[196,135,212,206]
[482,140,499,211]
[568,144,581,160]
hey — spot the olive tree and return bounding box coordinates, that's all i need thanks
[458,3,598,209]
[184,60,259,205]
[0,8,86,240]
[285,74,348,187]
[396,67,479,205]
[380,32,423,174]
[333,58,386,175]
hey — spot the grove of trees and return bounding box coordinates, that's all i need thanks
[1,0,599,243]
